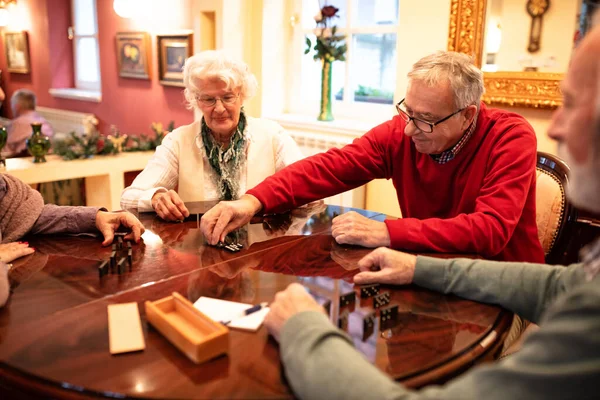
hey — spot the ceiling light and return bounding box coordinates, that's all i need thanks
[113,0,141,19]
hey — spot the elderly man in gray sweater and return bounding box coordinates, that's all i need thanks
[264,26,600,400]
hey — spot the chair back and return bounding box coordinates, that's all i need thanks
[535,152,578,264]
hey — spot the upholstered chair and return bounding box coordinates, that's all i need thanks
[535,152,578,264]
[501,152,577,358]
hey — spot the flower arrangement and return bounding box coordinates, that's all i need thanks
[123,121,174,152]
[53,121,174,160]
[305,3,347,62]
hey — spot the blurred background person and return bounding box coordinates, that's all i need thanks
[6,89,53,157]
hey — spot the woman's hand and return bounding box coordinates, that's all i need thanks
[152,190,190,221]
[0,242,35,264]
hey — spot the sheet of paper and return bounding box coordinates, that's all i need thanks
[193,297,269,332]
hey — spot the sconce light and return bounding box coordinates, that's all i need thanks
[113,0,141,19]
[0,0,16,27]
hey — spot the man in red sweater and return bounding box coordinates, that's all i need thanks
[201,51,545,262]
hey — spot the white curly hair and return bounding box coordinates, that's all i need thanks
[182,50,258,110]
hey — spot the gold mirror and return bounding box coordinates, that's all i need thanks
[448,0,582,109]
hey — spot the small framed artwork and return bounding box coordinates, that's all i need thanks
[115,32,151,80]
[157,32,193,87]
[4,31,31,74]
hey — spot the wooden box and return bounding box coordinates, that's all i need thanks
[145,292,229,364]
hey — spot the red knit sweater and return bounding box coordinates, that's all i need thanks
[248,104,545,262]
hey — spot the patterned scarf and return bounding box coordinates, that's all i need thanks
[201,112,247,201]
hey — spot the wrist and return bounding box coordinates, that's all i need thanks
[151,189,167,201]
[378,222,391,247]
[241,194,263,214]
[406,255,417,284]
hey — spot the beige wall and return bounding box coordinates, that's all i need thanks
[487,0,579,73]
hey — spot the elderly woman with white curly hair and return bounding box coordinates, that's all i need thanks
[121,51,303,221]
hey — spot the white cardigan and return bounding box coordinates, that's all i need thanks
[120,117,304,211]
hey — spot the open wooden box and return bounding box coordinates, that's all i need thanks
[145,292,229,364]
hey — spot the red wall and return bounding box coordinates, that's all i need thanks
[0,0,193,135]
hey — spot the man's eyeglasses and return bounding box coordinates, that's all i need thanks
[395,98,466,133]
[196,93,239,107]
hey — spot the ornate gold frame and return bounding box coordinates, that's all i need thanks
[447,0,563,109]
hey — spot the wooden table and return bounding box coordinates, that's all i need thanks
[3,152,153,211]
[0,204,512,399]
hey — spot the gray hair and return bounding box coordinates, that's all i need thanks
[11,89,37,113]
[407,51,485,109]
[183,50,258,110]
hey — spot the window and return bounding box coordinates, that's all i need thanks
[72,0,101,91]
[290,0,399,119]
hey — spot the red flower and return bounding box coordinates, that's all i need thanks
[321,5,339,18]
[96,138,105,153]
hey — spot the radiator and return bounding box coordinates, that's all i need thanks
[288,131,365,209]
[37,106,96,137]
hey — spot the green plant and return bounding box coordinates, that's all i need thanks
[53,121,174,160]
[335,86,394,100]
[304,3,347,62]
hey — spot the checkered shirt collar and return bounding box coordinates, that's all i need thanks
[430,115,478,164]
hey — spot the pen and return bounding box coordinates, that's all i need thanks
[221,302,269,326]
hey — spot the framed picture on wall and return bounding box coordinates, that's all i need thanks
[157,32,193,87]
[4,31,31,74]
[115,32,151,80]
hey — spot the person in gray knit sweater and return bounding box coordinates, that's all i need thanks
[264,25,600,400]
[0,174,145,307]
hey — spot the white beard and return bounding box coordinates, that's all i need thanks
[558,144,600,213]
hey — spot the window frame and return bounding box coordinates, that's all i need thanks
[289,0,399,121]
[71,0,102,92]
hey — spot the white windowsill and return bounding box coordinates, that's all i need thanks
[266,113,377,137]
[49,88,102,103]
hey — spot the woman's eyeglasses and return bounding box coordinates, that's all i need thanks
[196,93,240,107]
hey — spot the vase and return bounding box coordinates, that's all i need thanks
[317,59,334,121]
[26,122,51,163]
[0,126,7,170]
[0,126,7,153]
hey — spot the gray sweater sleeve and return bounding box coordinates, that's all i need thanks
[28,205,103,236]
[413,256,585,324]
[280,259,600,400]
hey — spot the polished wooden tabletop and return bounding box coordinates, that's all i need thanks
[0,203,512,399]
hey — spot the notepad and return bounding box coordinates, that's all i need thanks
[193,297,270,332]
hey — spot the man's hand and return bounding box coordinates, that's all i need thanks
[0,242,35,263]
[200,195,262,245]
[332,211,391,247]
[354,247,417,285]
[152,190,190,221]
[265,283,327,343]
[95,211,145,246]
